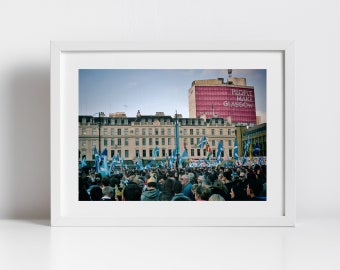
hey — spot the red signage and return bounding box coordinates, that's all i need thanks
[195,86,256,123]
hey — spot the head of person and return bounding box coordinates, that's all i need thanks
[90,186,103,201]
[194,185,211,201]
[180,174,189,187]
[208,194,225,201]
[122,181,142,201]
[246,179,263,199]
[230,184,247,200]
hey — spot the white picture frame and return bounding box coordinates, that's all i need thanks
[50,41,295,226]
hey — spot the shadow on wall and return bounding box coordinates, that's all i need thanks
[7,64,50,219]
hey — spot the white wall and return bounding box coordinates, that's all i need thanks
[0,0,339,219]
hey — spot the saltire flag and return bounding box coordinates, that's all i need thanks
[203,158,209,165]
[197,159,202,168]
[216,140,224,158]
[233,137,239,160]
[179,149,189,167]
[100,148,109,177]
[253,142,261,156]
[121,157,125,168]
[136,153,143,170]
[241,136,250,165]
[93,146,100,173]
[109,155,116,174]
[81,155,87,168]
[145,159,154,170]
[153,146,159,158]
[197,135,207,149]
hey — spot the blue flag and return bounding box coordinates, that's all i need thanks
[153,146,159,158]
[216,140,224,158]
[197,136,207,148]
[100,148,109,177]
[233,137,239,160]
[81,156,87,168]
[253,142,261,156]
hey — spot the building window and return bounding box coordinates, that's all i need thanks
[162,149,166,157]
[211,129,215,135]
[124,128,128,136]
[125,150,129,158]
[212,140,215,146]
[196,129,199,135]
[228,140,232,146]
[125,138,128,146]
[213,149,216,157]
[197,149,201,156]
[82,128,86,135]
[135,128,140,135]
[168,149,172,156]
[111,150,115,157]
[118,150,121,157]
[135,150,139,157]
[111,139,114,146]
[191,149,195,156]
[111,128,114,135]
[117,129,121,135]
[161,128,165,135]
[190,129,193,135]
[190,138,194,145]
[104,139,108,146]
[118,138,121,146]
[104,128,108,135]
[196,138,200,145]
[142,138,146,146]
[136,138,139,146]
[228,129,231,135]
[148,128,152,135]
[219,129,223,135]
[149,149,153,157]
[155,128,159,135]
[142,128,146,135]
[149,138,152,145]
[168,138,171,145]
[142,150,146,157]
[81,141,86,147]
[202,129,205,135]
[167,128,171,136]
[155,138,159,145]
[92,128,97,135]
[229,149,232,157]
[183,129,187,135]
[162,138,165,145]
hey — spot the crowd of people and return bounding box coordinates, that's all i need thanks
[79,164,267,202]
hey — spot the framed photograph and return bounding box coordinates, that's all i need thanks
[51,41,295,226]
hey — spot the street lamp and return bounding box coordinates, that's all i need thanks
[93,112,104,153]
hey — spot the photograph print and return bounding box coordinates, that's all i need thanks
[78,69,267,202]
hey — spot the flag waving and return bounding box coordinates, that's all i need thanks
[197,136,207,148]
[153,146,159,158]
[93,146,100,173]
[233,137,239,160]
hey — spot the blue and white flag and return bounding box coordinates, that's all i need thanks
[136,153,143,170]
[233,137,239,160]
[253,142,261,156]
[197,136,207,148]
[100,148,109,177]
[179,149,189,167]
[81,156,87,168]
[153,146,159,158]
[216,140,224,158]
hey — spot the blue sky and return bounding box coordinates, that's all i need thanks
[79,69,266,121]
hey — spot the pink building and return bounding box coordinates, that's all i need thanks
[188,78,256,124]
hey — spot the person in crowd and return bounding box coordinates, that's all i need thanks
[208,194,225,201]
[180,174,193,200]
[230,184,248,201]
[141,181,160,201]
[247,178,265,201]
[172,180,191,201]
[90,186,103,201]
[122,181,142,201]
[194,185,211,201]
[101,186,114,201]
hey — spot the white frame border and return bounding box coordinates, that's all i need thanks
[50,41,295,226]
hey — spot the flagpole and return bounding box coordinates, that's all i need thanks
[175,110,180,176]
